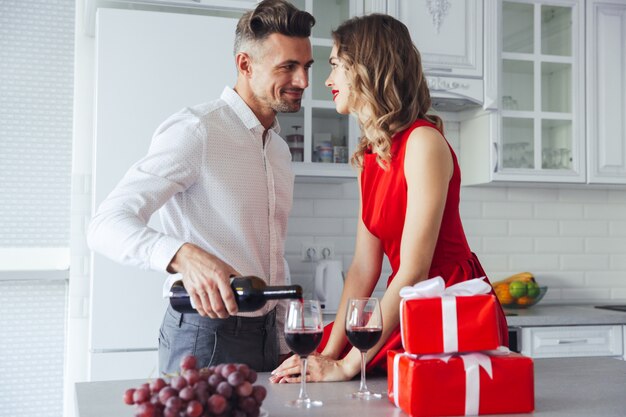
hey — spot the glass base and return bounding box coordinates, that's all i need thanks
[349,390,383,400]
[285,398,323,408]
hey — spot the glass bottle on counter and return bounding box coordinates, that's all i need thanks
[168,276,303,314]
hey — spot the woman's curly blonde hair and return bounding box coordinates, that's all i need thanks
[331,14,443,170]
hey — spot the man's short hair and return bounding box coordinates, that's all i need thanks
[234,0,315,56]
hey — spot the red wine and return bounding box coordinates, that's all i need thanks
[169,276,303,314]
[346,327,382,351]
[285,330,323,357]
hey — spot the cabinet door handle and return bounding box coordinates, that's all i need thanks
[557,339,589,345]
[492,142,499,172]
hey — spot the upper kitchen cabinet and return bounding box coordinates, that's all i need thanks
[393,0,483,78]
[460,0,587,185]
[586,0,626,184]
[388,0,487,111]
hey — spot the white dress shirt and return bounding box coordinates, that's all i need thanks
[87,87,294,353]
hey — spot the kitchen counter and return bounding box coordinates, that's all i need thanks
[504,304,626,327]
[76,357,626,417]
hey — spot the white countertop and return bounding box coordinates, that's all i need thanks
[76,357,626,417]
[505,304,626,327]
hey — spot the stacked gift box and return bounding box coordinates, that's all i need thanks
[387,277,535,416]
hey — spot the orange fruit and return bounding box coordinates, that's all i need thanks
[494,283,513,305]
[516,296,533,306]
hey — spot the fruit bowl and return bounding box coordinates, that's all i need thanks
[498,286,548,309]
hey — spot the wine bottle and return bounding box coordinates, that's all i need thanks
[168,276,303,314]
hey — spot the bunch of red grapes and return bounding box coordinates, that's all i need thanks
[123,355,267,417]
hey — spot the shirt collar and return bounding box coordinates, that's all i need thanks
[221,87,281,134]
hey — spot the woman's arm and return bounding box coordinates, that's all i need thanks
[330,125,455,375]
[270,126,454,383]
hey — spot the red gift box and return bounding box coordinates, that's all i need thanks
[400,293,503,354]
[387,350,534,417]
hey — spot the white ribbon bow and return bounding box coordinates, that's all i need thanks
[399,277,492,353]
[392,351,497,415]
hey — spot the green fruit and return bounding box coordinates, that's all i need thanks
[527,281,540,298]
[509,281,527,298]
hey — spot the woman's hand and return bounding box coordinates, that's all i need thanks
[269,353,357,383]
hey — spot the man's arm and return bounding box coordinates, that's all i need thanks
[87,117,238,318]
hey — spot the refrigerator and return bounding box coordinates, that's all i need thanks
[89,8,237,380]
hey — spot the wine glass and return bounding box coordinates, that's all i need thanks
[345,297,383,400]
[284,299,324,408]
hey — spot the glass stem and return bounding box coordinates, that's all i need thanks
[358,350,368,393]
[298,356,310,401]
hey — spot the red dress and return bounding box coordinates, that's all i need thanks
[317,119,509,372]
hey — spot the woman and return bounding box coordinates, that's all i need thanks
[271,14,508,383]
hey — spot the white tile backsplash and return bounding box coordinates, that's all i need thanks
[509,220,559,236]
[585,204,626,219]
[535,237,584,253]
[561,288,611,301]
[482,201,534,218]
[586,238,626,253]
[462,219,508,236]
[509,254,560,270]
[586,272,626,287]
[313,198,358,217]
[534,203,584,219]
[483,237,534,253]
[560,254,610,271]
[288,180,626,302]
[610,254,626,269]
[507,187,559,202]
[560,220,609,236]
[535,271,585,287]
[609,221,626,236]
[287,217,344,235]
[558,188,609,202]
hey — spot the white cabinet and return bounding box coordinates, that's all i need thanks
[586,0,626,184]
[460,0,626,186]
[461,0,587,185]
[520,325,624,359]
[393,0,483,78]
[389,0,487,108]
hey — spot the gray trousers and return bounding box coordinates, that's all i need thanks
[158,305,279,374]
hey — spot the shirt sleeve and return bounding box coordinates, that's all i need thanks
[87,112,204,272]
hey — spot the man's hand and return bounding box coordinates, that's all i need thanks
[168,243,240,318]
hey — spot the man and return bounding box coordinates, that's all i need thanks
[87,0,315,373]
